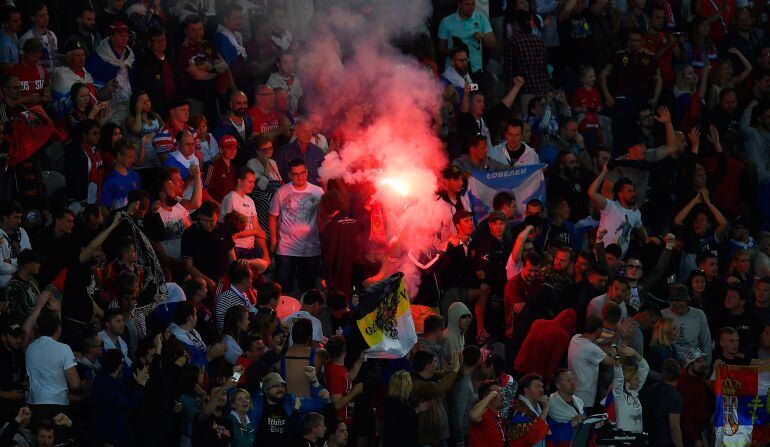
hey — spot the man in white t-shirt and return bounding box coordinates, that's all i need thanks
[588,162,654,257]
[282,289,326,345]
[269,159,323,296]
[567,315,613,408]
[221,167,270,272]
[26,312,80,413]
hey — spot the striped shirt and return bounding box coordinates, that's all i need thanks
[153,122,200,156]
[215,285,256,334]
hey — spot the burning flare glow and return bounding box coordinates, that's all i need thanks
[380,177,410,197]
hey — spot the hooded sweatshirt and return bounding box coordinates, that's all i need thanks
[661,306,712,363]
[441,302,470,362]
[514,309,576,382]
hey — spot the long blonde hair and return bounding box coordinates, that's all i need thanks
[388,370,413,402]
[651,317,677,347]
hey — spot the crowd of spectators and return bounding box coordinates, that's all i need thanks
[1,0,770,447]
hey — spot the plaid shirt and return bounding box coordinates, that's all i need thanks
[504,32,550,95]
[274,140,325,186]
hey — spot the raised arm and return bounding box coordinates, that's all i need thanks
[673,193,702,226]
[180,165,202,210]
[469,390,498,423]
[79,212,123,264]
[588,162,610,210]
[651,106,677,161]
[701,189,728,238]
[511,225,534,264]
[501,76,525,109]
[600,64,615,108]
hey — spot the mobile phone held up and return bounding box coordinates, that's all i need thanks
[469,83,479,92]
[230,371,242,383]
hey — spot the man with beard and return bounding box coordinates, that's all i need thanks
[623,234,675,311]
[548,151,588,222]
[676,348,714,447]
[589,162,652,258]
[64,7,100,57]
[215,91,254,167]
[250,370,330,444]
[192,386,233,446]
[489,118,539,167]
[440,45,473,106]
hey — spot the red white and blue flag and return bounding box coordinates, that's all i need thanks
[714,364,770,447]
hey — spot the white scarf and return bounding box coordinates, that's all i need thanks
[169,149,198,169]
[441,64,473,89]
[169,323,207,352]
[519,395,542,416]
[94,38,135,103]
[217,24,247,59]
[548,391,584,423]
[99,329,132,367]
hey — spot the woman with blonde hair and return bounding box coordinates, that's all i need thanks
[228,388,256,446]
[608,348,649,433]
[648,317,679,380]
[383,370,431,447]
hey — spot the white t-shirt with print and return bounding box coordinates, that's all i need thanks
[221,191,259,249]
[269,183,323,257]
[25,336,77,405]
[567,334,608,407]
[598,199,643,257]
[158,203,190,259]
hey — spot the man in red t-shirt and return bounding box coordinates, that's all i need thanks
[468,383,505,447]
[247,84,285,137]
[9,37,50,106]
[175,15,230,102]
[324,335,364,425]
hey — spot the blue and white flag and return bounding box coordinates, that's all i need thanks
[466,164,546,223]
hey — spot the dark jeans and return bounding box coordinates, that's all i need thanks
[275,255,320,297]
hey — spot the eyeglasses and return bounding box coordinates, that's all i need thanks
[460,314,473,320]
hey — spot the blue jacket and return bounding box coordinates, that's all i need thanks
[247,381,328,427]
[91,372,145,446]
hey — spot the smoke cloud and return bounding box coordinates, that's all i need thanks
[299,0,448,294]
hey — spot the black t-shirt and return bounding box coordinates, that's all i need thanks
[256,401,290,444]
[643,382,683,447]
[717,353,752,366]
[34,227,79,286]
[181,223,235,281]
[191,412,233,447]
[62,258,100,324]
[0,341,24,420]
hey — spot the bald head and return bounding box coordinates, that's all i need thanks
[255,85,275,111]
[230,90,248,117]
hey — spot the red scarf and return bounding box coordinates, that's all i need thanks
[82,142,104,200]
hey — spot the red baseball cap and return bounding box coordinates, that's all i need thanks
[110,21,129,34]
[218,135,238,149]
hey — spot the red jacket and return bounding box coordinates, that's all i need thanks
[675,369,714,444]
[514,309,576,382]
